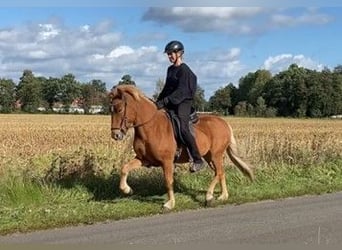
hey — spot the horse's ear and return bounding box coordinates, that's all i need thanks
[108,85,124,99]
[116,87,125,99]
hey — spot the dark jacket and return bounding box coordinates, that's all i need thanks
[157,63,197,107]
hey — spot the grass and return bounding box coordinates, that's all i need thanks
[0,114,341,235]
[1,156,341,235]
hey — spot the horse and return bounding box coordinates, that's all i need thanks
[109,84,254,211]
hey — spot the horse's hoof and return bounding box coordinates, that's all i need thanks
[162,206,172,214]
[121,187,133,196]
[205,198,215,207]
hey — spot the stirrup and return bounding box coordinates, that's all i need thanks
[190,162,205,173]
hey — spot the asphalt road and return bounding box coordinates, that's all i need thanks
[1,192,341,245]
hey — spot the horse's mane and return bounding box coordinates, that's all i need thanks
[110,84,154,104]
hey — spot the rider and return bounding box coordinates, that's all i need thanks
[155,40,205,173]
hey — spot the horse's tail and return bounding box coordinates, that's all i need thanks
[226,124,255,181]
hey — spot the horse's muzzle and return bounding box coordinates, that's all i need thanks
[111,129,125,141]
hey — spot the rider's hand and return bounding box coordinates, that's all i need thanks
[155,98,168,109]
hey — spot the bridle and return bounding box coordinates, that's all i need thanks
[110,94,158,133]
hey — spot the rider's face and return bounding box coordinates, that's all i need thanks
[167,51,179,64]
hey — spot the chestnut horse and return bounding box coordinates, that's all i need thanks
[109,85,254,210]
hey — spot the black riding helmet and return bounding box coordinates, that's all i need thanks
[164,40,184,54]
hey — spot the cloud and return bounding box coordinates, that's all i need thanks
[108,46,135,58]
[0,8,335,100]
[271,8,332,28]
[143,7,265,35]
[192,47,243,78]
[143,7,333,35]
[37,23,60,40]
[188,47,246,98]
[263,54,324,72]
[0,20,164,92]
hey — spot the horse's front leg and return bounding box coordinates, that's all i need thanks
[119,158,142,195]
[162,160,175,211]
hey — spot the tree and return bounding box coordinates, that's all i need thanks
[193,85,207,111]
[318,70,342,116]
[331,71,342,115]
[59,73,82,108]
[0,78,16,113]
[263,64,308,117]
[16,70,42,112]
[234,101,248,116]
[248,70,272,106]
[41,77,60,110]
[283,64,309,117]
[208,85,233,115]
[236,69,272,106]
[254,97,267,117]
[81,79,107,114]
[152,78,164,100]
[333,65,342,74]
[117,74,136,86]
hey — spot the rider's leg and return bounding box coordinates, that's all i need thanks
[177,101,205,172]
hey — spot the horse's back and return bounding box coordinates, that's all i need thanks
[197,115,230,135]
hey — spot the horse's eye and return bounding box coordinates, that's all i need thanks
[111,103,123,114]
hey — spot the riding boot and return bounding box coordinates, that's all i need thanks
[189,161,205,173]
[185,140,205,172]
[185,148,205,172]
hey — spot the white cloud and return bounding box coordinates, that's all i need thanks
[217,47,241,61]
[0,21,126,86]
[194,48,244,79]
[171,7,263,19]
[188,47,246,97]
[38,24,60,40]
[80,25,90,32]
[263,53,324,72]
[27,50,49,59]
[108,46,134,58]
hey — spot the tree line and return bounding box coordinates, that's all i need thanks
[195,64,342,117]
[0,64,341,117]
[0,70,104,114]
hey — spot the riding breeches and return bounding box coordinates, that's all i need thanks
[176,101,202,163]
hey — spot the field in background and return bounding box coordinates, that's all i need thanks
[0,114,341,234]
[0,114,341,172]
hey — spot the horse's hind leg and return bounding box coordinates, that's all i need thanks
[206,171,219,206]
[119,158,142,195]
[217,173,228,201]
[206,155,228,206]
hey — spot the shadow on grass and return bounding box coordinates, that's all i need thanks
[40,151,206,206]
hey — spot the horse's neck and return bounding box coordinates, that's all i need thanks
[135,98,156,125]
[134,99,166,139]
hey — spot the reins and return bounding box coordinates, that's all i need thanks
[132,108,158,128]
[131,96,159,128]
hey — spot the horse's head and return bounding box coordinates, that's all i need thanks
[109,85,142,140]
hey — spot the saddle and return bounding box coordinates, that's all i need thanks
[165,108,199,161]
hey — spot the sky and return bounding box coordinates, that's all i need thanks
[0,1,341,99]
